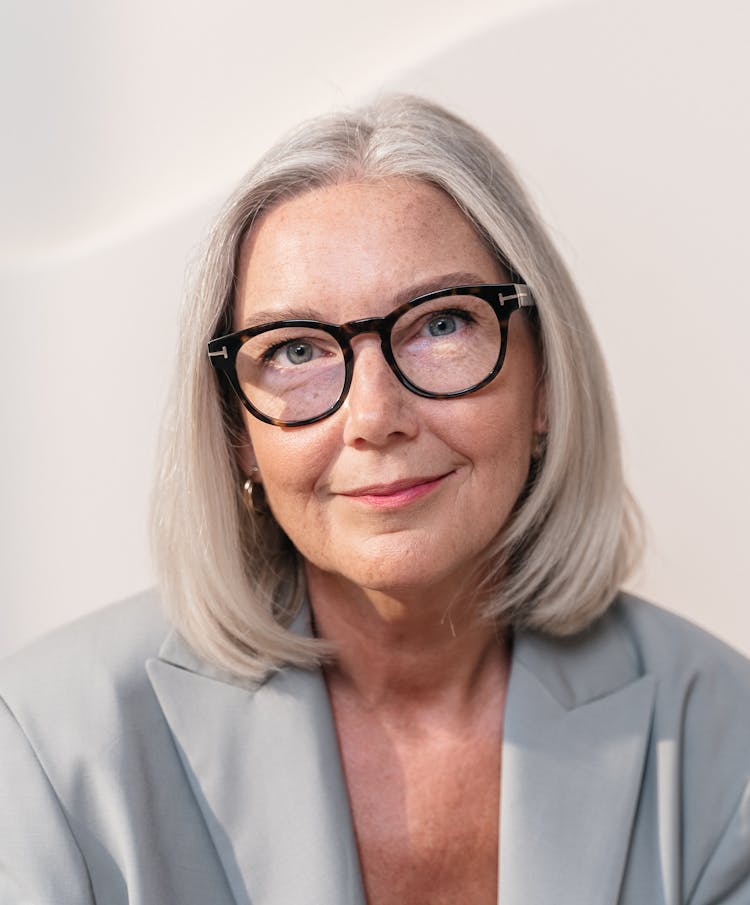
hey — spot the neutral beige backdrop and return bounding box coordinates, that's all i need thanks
[1,0,748,657]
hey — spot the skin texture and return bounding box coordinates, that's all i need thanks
[235,179,545,611]
[234,178,546,904]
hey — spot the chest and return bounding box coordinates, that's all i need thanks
[334,715,502,905]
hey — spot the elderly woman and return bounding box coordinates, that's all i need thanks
[1,96,748,905]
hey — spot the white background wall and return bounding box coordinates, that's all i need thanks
[1,0,748,657]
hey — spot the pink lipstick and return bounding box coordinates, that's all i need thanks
[340,473,451,509]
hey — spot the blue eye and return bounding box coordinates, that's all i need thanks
[284,342,313,364]
[427,314,458,337]
[260,339,319,366]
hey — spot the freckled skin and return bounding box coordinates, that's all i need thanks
[235,178,546,606]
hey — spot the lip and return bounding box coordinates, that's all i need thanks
[338,472,453,509]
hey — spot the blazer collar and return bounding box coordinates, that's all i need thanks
[146,606,366,905]
[147,599,654,905]
[500,606,656,904]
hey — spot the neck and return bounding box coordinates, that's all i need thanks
[306,563,510,717]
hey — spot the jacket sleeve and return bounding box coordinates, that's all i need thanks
[0,696,94,905]
[687,778,750,904]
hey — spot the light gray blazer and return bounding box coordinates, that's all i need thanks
[1,590,749,905]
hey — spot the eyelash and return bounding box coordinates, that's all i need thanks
[252,303,479,363]
[414,307,477,332]
[257,335,333,365]
[259,338,292,363]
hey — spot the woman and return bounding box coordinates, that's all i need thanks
[1,96,748,904]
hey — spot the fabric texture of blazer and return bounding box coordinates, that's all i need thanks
[1,589,749,905]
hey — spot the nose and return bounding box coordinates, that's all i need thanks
[341,337,419,447]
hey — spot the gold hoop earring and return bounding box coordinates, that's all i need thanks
[243,467,266,515]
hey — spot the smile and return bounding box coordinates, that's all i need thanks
[338,473,453,509]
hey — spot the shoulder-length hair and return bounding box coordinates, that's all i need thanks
[152,94,642,680]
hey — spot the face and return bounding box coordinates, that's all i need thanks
[234,178,546,599]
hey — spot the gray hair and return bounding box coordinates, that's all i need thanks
[152,94,642,680]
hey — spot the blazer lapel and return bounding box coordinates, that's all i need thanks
[499,610,656,905]
[146,599,654,905]
[146,617,365,905]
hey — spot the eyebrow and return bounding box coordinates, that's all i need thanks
[239,271,492,329]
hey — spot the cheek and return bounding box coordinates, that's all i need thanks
[444,392,536,508]
[475,420,532,495]
[446,381,536,458]
[246,420,336,509]
[247,425,345,572]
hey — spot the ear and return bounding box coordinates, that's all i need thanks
[533,377,548,435]
[236,431,261,483]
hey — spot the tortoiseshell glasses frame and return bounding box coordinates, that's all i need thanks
[207,283,536,427]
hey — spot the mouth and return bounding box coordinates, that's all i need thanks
[338,472,453,508]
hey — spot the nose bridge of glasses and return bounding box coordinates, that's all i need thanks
[338,313,397,371]
[337,314,405,392]
[339,314,392,345]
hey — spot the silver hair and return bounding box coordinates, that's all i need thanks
[152,94,642,680]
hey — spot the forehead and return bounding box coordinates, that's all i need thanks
[234,178,505,325]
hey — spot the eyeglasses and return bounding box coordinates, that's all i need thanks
[207,283,536,427]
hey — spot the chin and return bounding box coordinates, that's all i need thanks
[312,538,485,602]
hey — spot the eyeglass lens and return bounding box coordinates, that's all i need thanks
[235,293,504,423]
